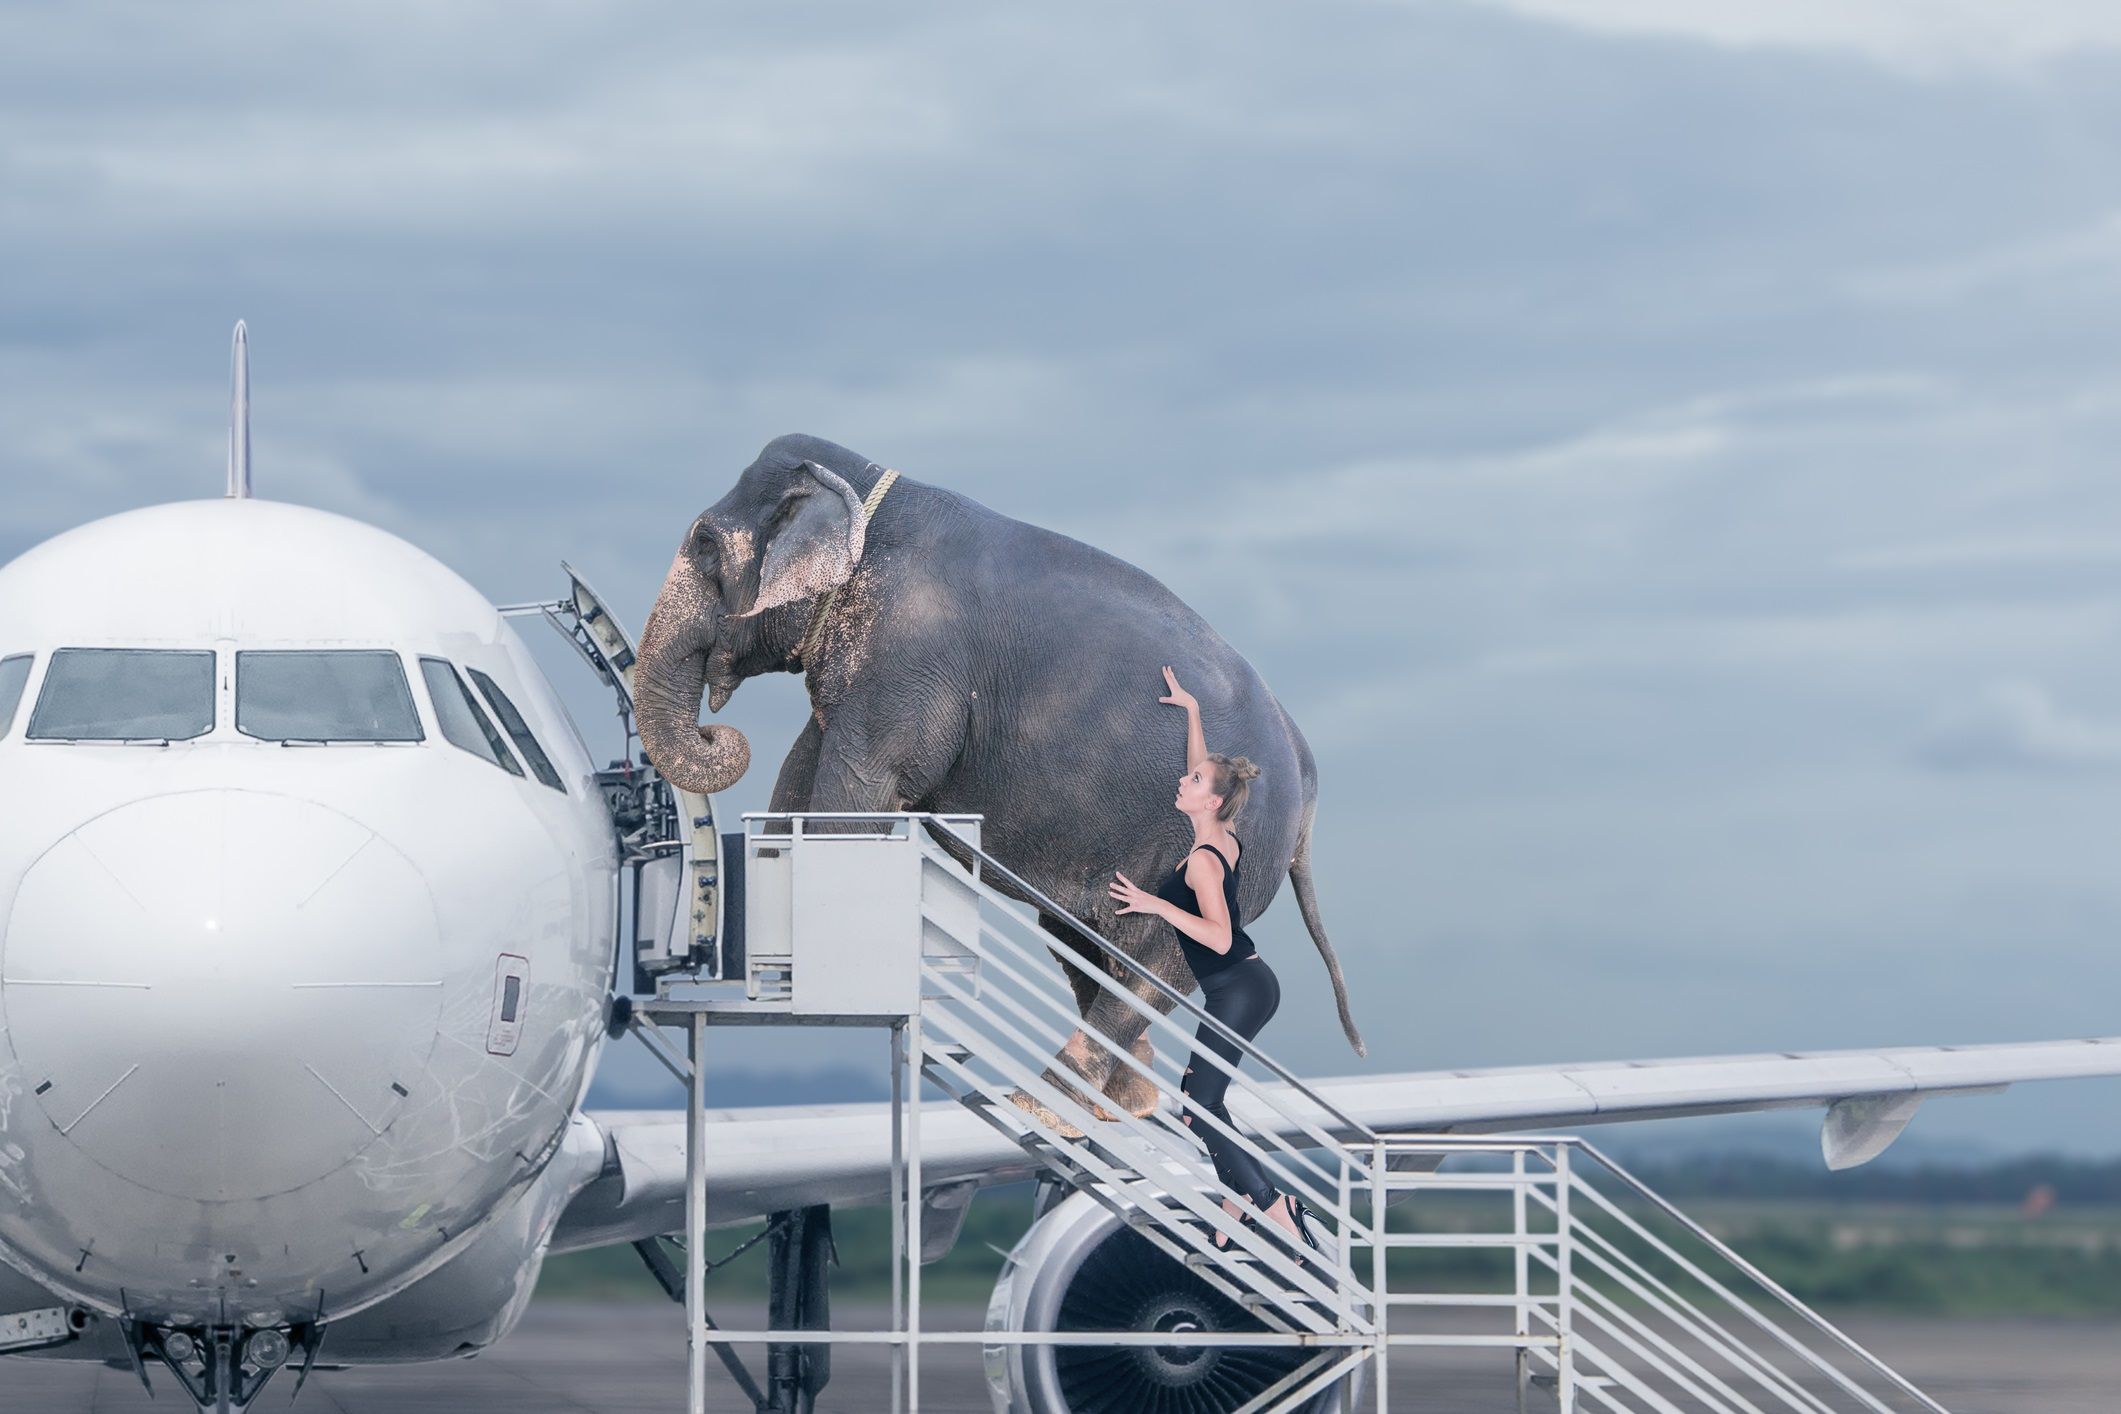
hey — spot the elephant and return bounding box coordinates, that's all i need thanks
[634,433,1363,1125]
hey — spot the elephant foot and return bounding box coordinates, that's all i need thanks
[1008,1046,1112,1137]
[1008,1088,1085,1139]
[1100,1035,1160,1120]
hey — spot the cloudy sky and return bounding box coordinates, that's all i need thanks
[8,2,2121,1153]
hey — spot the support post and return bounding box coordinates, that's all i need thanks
[1515,1148,1530,1414]
[1338,1147,1358,1414]
[907,1010,924,1413]
[890,1020,906,1414]
[1554,1144,1575,1414]
[1372,1140,1388,1414]
[687,1013,707,1414]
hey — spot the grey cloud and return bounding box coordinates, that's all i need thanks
[1918,681,2121,772]
[1473,0,2121,72]
[10,2,2121,1152]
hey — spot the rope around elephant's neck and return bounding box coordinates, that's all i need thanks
[795,467,900,670]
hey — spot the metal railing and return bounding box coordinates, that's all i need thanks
[663,814,1950,1414]
[903,819,1379,1329]
[1353,1135,1948,1414]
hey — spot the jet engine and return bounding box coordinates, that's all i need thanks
[984,1189,1365,1414]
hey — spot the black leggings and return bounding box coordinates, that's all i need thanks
[1179,956,1282,1208]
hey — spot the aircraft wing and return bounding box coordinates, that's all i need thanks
[550,1033,2121,1254]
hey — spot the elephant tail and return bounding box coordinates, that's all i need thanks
[1290,813,1366,1058]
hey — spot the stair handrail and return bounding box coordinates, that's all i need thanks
[956,891,1363,1186]
[1540,1237,1843,1414]
[918,983,1365,1331]
[739,811,1376,1227]
[935,912,1358,1223]
[951,908,1353,1201]
[1372,1134,1947,1413]
[916,1047,1360,1341]
[742,811,1370,1158]
[908,812,1378,1141]
[910,823,1382,1213]
[1564,1139,1948,1414]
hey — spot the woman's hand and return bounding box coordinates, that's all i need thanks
[1109,871,1166,918]
[1158,665,1198,714]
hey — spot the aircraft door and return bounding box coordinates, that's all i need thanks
[529,562,727,988]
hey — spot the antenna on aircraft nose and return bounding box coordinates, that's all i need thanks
[226,320,252,499]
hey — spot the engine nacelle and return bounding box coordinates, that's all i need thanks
[983,1188,1366,1414]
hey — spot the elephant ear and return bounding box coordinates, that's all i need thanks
[739,460,870,618]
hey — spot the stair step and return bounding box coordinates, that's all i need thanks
[1166,1226,1349,1289]
[1175,1239,1337,1269]
[1018,1134,1142,1183]
[1184,1248,1261,1271]
[1239,1289,1338,1312]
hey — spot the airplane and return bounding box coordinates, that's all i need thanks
[3,328,2120,1414]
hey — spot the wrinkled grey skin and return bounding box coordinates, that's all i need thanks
[637,434,1364,1116]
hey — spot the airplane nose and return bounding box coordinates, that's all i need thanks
[1,790,444,1201]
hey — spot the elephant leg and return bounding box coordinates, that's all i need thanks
[1000,912,1117,1136]
[765,718,826,822]
[1074,956,1182,1121]
[991,915,1106,1138]
[800,717,963,829]
[796,731,921,839]
[1101,1033,1162,1121]
[1038,913,1107,1020]
[1024,920,1183,1128]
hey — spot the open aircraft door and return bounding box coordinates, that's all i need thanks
[513,562,732,991]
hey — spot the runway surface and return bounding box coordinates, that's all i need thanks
[6,1302,2121,1411]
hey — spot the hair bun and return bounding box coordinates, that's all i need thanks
[1233,756,1261,782]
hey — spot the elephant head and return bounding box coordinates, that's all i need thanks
[634,437,880,795]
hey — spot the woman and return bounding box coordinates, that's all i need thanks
[1109,666,1318,1252]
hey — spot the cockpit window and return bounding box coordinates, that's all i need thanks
[418,657,523,776]
[237,651,423,743]
[466,668,565,793]
[26,648,216,742]
[0,655,31,737]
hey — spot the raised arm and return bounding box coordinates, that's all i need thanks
[1159,665,1207,771]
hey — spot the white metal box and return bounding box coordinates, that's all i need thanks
[742,816,983,1014]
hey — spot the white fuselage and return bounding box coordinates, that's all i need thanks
[0,498,619,1329]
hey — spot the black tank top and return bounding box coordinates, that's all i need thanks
[1156,835,1256,983]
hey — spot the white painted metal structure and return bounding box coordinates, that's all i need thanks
[4,330,2121,1411]
[639,814,2039,1413]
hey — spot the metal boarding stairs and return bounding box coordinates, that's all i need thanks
[666,814,1951,1414]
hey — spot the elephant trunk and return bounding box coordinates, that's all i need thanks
[634,590,752,797]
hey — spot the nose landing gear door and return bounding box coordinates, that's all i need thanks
[534,562,728,990]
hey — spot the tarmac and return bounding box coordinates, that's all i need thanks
[5,1302,2120,1412]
